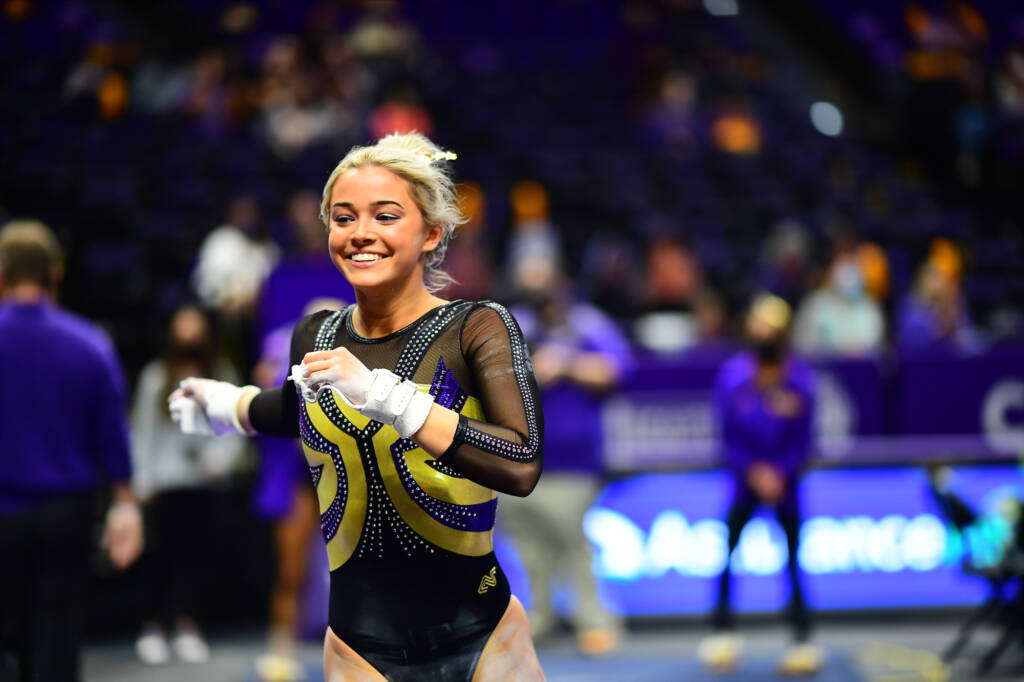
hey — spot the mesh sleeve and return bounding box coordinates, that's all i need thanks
[440,303,543,496]
[248,311,329,438]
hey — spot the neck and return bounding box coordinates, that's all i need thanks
[352,275,445,338]
[1,283,51,304]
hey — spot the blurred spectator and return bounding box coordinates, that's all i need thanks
[250,298,342,682]
[632,234,703,354]
[368,83,434,140]
[995,44,1024,119]
[758,219,812,306]
[441,181,493,301]
[504,262,630,655]
[690,288,734,360]
[699,294,821,676]
[642,69,699,158]
[259,189,353,339]
[857,241,890,303]
[792,250,885,357]
[579,234,641,322]
[260,36,353,158]
[345,0,421,78]
[897,260,980,355]
[505,180,561,290]
[130,305,247,665]
[182,49,234,136]
[319,33,375,113]
[277,189,328,261]
[193,194,280,322]
[0,220,142,682]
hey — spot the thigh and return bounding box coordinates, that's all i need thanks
[471,596,546,682]
[322,627,387,682]
[0,511,28,656]
[275,486,318,585]
[724,494,758,545]
[24,495,92,681]
[775,495,802,549]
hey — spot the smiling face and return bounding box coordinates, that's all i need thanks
[326,165,443,293]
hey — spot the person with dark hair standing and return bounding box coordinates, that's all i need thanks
[0,220,143,682]
[698,294,822,676]
[130,304,247,665]
[170,133,546,681]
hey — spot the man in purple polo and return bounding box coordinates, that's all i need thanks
[0,220,143,682]
[699,294,822,675]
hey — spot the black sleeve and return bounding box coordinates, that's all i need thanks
[248,311,331,438]
[440,303,543,497]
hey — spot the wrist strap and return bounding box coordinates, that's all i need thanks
[439,414,469,463]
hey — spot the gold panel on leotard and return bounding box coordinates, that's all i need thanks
[303,402,369,571]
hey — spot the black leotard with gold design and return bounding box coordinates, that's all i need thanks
[249,300,543,678]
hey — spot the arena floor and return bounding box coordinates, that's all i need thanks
[83,617,1022,682]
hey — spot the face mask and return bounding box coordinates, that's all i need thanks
[753,338,784,364]
[169,342,208,363]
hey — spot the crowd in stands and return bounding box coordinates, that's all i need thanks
[2,0,1022,382]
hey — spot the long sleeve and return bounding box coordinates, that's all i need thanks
[248,311,330,438]
[129,361,164,500]
[716,374,754,479]
[774,372,815,478]
[441,303,544,497]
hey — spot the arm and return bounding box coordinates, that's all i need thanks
[714,364,755,480]
[301,304,544,496]
[435,303,544,496]
[775,384,815,478]
[89,350,143,568]
[244,314,327,438]
[173,312,329,439]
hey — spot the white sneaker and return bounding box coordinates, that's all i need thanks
[778,642,826,676]
[697,632,744,671]
[254,653,307,681]
[135,629,171,665]
[172,630,211,663]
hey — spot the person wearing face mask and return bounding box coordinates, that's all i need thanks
[792,254,885,357]
[503,260,630,655]
[698,295,822,676]
[169,133,546,681]
[129,304,247,665]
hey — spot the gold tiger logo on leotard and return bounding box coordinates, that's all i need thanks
[477,566,498,594]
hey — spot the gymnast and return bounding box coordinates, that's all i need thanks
[171,132,546,681]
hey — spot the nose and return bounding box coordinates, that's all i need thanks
[350,216,375,244]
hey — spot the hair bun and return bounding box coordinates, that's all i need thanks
[375,132,456,163]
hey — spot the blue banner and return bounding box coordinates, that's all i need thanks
[497,465,1021,615]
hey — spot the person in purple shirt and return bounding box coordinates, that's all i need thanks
[0,220,143,682]
[504,260,631,655]
[699,294,822,676]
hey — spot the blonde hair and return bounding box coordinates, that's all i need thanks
[320,132,464,293]
[0,219,63,287]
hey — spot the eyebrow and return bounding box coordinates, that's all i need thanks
[331,200,404,210]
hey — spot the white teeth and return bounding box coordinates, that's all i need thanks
[350,253,383,262]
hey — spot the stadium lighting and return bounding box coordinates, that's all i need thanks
[703,0,739,17]
[810,101,844,136]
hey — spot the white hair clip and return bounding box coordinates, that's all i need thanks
[427,150,458,161]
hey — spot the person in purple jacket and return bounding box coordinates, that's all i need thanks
[698,293,822,676]
[0,220,143,682]
[504,260,631,655]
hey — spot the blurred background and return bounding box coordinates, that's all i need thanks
[2,0,1024,680]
